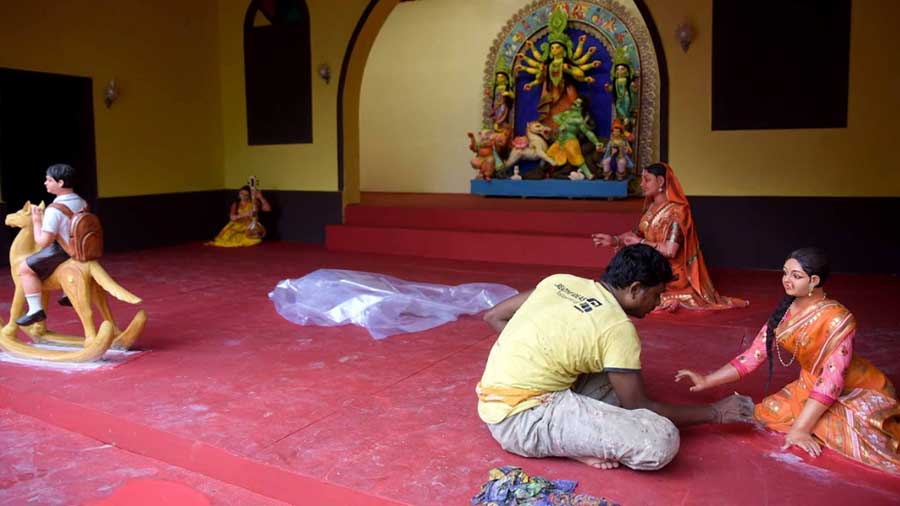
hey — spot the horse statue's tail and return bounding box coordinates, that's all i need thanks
[88,262,142,304]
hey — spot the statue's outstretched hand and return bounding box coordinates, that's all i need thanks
[591,233,613,247]
[782,430,822,457]
[675,369,709,392]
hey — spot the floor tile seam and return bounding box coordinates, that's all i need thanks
[263,409,346,449]
[355,332,496,396]
[136,281,229,303]
[259,331,499,445]
[1,407,293,505]
[0,384,409,506]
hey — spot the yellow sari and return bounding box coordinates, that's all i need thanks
[206,201,266,248]
[748,300,900,473]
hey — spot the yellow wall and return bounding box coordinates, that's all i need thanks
[359,0,535,194]
[359,0,900,197]
[644,0,900,196]
[341,0,400,207]
[218,0,371,192]
[0,0,223,198]
[4,1,896,199]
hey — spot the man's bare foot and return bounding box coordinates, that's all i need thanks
[573,456,620,470]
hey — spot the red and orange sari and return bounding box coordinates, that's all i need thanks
[636,164,748,310]
[732,300,900,473]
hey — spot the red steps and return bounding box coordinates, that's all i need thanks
[326,203,641,269]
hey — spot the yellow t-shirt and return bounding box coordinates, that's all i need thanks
[477,274,642,424]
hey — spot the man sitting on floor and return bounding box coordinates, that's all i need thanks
[476,244,754,471]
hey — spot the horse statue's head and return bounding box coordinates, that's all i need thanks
[5,201,44,229]
[525,121,552,140]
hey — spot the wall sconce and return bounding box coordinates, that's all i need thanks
[104,79,119,108]
[318,64,331,84]
[675,22,696,53]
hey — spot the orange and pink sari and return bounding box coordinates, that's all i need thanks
[636,164,748,310]
[732,299,900,473]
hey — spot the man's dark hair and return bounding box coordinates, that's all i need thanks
[601,244,674,289]
[46,164,76,188]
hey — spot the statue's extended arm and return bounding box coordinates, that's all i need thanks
[526,42,543,61]
[577,61,600,72]
[517,66,544,90]
[515,63,542,77]
[579,123,600,146]
[564,65,596,84]
[572,35,586,60]
[518,54,542,68]
[573,46,597,66]
[565,65,586,81]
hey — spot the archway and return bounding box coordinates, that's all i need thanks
[338,0,666,205]
[337,0,399,208]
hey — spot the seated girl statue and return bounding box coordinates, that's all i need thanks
[675,247,900,474]
[207,184,271,247]
[591,163,748,311]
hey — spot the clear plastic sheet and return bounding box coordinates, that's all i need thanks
[268,269,518,340]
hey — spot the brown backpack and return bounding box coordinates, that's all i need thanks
[49,203,104,262]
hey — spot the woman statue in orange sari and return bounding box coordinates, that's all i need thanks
[676,248,900,474]
[591,163,748,311]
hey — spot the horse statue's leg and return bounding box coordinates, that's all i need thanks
[2,284,25,338]
[92,282,122,335]
[111,309,147,351]
[0,321,115,362]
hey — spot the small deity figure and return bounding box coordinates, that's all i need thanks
[604,46,638,129]
[489,68,516,159]
[601,118,634,180]
[545,98,603,180]
[468,129,504,181]
[490,69,515,132]
[510,167,522,180]
[515,6,602,128]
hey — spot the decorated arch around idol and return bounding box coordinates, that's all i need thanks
[469,0,661,196]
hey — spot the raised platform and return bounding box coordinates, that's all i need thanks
[1,243,899,505]
[326,192,643,269]
[470,177,631,198]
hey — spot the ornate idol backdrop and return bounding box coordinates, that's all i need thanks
[469,0,660,196]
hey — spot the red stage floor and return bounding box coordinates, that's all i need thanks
[1,242,898,505]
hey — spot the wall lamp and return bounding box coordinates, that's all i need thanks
[675,22,696,53]
[318,64,331,84]
[104,78,119,108]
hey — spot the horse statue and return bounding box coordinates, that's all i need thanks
[0,201,147,362]
[504,121,557,169]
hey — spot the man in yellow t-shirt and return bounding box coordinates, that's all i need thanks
[477,245,754,471]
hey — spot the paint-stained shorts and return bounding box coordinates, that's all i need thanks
[26,242,69,280]
[487,373,680,471]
